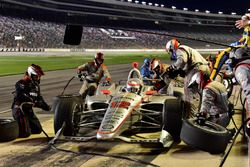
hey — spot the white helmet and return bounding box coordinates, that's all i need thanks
[165,38,180,53]
[188,72,201,89]
[127,78,142,93]
[27,64,44,78]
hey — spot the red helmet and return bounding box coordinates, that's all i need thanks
[95,52,104,60]
[27,64,44,77]
[94,52,104,66]
[166,38,180,52]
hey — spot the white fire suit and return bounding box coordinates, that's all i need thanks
[173,45,210,117]
[78,61,111,96]
[234,59,250,126]
[200,81,230,127]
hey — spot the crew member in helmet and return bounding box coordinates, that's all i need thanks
[151,59,173,95]
[126,78,142,94]
[140,58,154,85]
[222,13,250,137]
[12,64,50,138]
[77,52,111,97]
[187,71,230,127]
[165,38,210,118]
[228,13,250,64]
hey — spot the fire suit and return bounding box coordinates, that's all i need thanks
[140,62,154,85]
[153,63,173,95]
[12,76,50,138]
[229,25,250,62]
[234,59,250,131]
[172,45,210,117]
[78,61,111,96]
[200,81,230,127]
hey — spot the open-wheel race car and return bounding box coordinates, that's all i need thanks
[51,65,184,147]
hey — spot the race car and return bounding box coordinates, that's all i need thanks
[51,65,184,147]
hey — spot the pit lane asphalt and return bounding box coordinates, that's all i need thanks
[0,64,249,167]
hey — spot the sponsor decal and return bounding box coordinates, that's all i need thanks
[111,101,130,109]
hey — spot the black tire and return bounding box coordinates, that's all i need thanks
[53,95,83,136]
[0,119,19,142]
[163,98,183,142]
[180,119,231,153]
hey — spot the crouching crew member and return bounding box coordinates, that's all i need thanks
[12,64,50,138]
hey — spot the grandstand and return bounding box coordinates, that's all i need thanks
[0,15,241,49]
[0,0,244,49]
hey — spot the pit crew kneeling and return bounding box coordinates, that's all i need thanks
[12,64,50,138]
[187,71,231,127]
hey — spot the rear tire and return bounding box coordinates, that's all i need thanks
[180,119,231,153]
[0,119,19,142]
[53,95,83,136]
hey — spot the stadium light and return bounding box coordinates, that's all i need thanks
[172,6,176,10]
[231,12,236,15]
[127,0,132,2]
[195,9,199,12]
[205,10,210,14]
[154,3,159,7]
[183,8,188,11]
[135,0,139,3]
[142,1,146,5]
[218,11,223,14]
[161,4,164,7]
[148,2,152,6]
[248,9,250,12]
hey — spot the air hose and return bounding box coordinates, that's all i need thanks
[219,117,250,167]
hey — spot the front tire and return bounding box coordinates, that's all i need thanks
[163,98,183,142]
[53,95,83,136]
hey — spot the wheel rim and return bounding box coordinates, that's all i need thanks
[191,120,227,133]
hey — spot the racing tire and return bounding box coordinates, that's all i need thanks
[180,119,231,154]
[163,98,183,142]
[0,119,19,142]
[53,95,83,136]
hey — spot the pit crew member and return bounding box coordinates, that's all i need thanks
[12,64,50,138]
[77,52,111,97]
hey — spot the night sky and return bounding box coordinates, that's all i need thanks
[142,0,250,15]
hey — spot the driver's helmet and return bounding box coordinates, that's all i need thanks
[126,78,142,94]
[27,64,44,80]
[94,52,104,66]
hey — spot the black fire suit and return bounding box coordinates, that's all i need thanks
[11,76,50,138]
